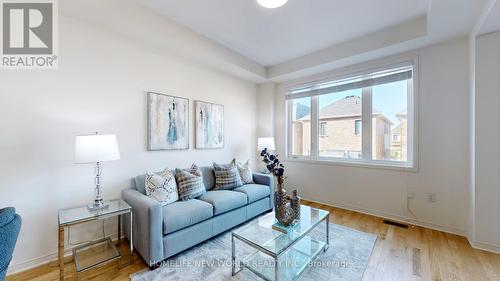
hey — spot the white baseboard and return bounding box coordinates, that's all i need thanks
[7,233,121,275]
[467,237,500,254]
[304,196,500,254]
[303,196,467,236]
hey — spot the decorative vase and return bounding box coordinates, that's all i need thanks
[274,177,301,227]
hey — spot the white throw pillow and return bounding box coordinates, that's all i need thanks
[145,169,179,205]
[237,160,254,184]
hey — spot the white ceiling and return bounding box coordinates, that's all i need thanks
[138,0,429,66]
[480,0,500,35]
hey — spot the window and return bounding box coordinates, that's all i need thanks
[371,79,410,162]
[291,97,311,156]
[286,61,415,168]
[354,120,362,135]
[319,122,327,137]
[317,90,362,158]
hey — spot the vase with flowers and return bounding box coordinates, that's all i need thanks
[260,148,300,226]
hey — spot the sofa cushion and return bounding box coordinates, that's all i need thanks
[134,174,148,194]
[213,159,243,190]
[233,184,271,204]
[134,166,216,194]
[145,169,178,205]
[162,199,213,234]
[237,160,254,184]
[198,190,247,215]
[175,164,206,201]
[199,166,216,191]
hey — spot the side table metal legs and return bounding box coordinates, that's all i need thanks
[120,212,134,266]
[130,211,134,263]
[58,226,64,281]
[118,214,121,245]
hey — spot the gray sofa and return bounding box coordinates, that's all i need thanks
[122,166,274,266]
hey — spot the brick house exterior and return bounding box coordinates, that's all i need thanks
[293,96,392,159]
[390,109,408,161]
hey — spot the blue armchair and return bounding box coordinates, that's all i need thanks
[0,207,22,281]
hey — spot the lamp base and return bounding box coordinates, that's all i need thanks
[87,202,109,212]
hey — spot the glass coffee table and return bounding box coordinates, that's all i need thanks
[232,205,330,281]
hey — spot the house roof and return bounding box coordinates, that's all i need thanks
[299,96,391,124]
[392,124,402,134]
[396,109,407,117]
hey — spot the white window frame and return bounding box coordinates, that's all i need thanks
[285,58,419,171]
[354,119,362,135]
[319,121,327,137]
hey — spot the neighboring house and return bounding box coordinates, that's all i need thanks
[390,109,408,161]
[293,96,392,159]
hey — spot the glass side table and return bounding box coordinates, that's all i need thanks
[58,199,133,280]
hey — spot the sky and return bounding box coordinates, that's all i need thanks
[295,80,407,125]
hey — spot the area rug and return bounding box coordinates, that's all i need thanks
[131,220,377,281]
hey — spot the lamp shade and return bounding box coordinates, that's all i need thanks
[258,137,275,151]
[75,134,120,163]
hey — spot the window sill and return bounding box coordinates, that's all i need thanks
[285,157,417,172]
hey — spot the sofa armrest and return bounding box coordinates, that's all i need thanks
[122,189,164,266]
[253,173,275,209]
[253,172,272,186]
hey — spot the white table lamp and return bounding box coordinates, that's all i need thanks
[75,133,120,211]
[258,137,275,151]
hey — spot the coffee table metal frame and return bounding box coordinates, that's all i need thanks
[231,210,330,281]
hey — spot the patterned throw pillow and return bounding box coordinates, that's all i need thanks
[175,164,206,201]
[237,160,254,184]
[145,169,179,205]
[213,159,243,190]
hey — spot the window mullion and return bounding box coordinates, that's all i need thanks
[362,87,372,161]
[311,96,319,158]
[286,100,293,158]
[407,78,414,165]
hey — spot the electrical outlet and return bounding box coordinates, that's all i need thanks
[427,193,436,203]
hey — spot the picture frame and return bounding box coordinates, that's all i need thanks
[195,100,224,149]
[147,92,190,150]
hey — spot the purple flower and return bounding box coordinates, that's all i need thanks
[276,168,284,176]
[266,164,274,171]
[261,149,286,179]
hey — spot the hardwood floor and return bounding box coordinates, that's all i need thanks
[7,200,500,281]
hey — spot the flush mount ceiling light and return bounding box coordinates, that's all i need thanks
[257,0,288,9]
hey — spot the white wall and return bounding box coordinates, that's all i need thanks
[273,38,471,234]
[257,83,276,137]
[474,31,500,250]
[0,15,258,272]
